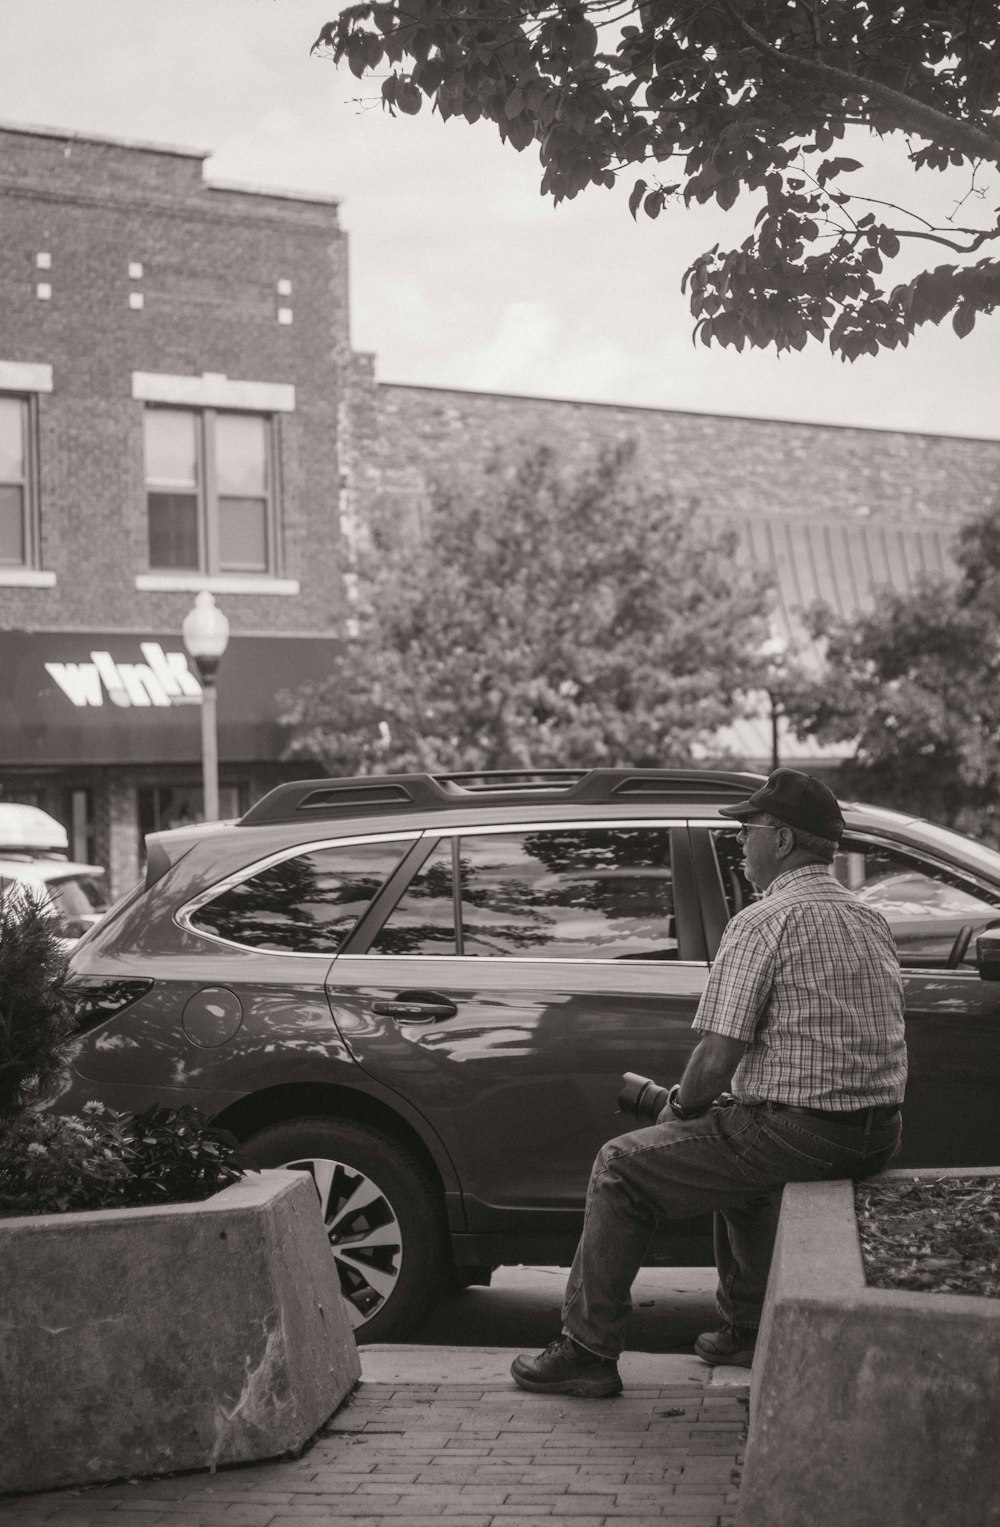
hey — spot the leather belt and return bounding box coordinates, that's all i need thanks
[764,1101,900,1124]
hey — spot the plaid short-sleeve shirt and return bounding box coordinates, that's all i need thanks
[694,863,907,1108]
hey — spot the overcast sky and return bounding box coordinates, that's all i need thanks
[4,0,998,440]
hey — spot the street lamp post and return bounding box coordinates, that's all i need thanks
[760,633,788,774]
[182,591,230,822]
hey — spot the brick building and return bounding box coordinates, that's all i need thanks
[3,122,1000,894]
[0,123,352,894]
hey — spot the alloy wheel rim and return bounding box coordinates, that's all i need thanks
[282,1156,404,1330]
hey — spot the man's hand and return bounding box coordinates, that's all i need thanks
[674,1034,749,1114]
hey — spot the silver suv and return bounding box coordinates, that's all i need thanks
[60,769,1000,1341]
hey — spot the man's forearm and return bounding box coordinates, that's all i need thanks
[675,1035,748,1111]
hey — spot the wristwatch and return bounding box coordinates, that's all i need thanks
[666,1084,712,1121]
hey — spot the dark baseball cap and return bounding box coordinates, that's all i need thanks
[718,768,845,842]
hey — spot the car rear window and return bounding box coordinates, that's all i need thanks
[190,839,410,953]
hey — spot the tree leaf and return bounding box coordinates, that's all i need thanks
[505,87,524,119]
[716,179,739,210]
[953,303,976,337]
[396,79,423,115]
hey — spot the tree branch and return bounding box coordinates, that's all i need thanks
[895,225,1000,252]
[721,2,1000,166]
[837,193,1000,251]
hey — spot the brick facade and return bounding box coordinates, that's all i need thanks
[366,379,1000,553]
[0,124,349,634]
[0,125,353,892]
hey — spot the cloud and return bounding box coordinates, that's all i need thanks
[458,302,562,392]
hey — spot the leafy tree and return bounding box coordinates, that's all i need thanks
[783,501,1000,841]
[280,442,772,773]
[315,1,1000,359]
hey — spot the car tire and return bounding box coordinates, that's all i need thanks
[240,1117,448,1343]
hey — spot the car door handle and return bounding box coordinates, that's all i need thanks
[371,991,458,1022]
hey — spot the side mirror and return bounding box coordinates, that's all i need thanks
[975,926,1000,981]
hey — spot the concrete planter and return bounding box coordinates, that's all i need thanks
[1,1170,360,1496]
[737,1165,1000,1527]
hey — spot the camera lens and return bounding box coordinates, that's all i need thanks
[618,1072,670,1124]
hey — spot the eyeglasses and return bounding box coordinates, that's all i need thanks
[736,822,787,843]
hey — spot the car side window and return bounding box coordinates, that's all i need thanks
[710,829,753,920]
[835,838,1000,968]
[456,828,677,960]
[190,840,410,953]
[368,841,456,955]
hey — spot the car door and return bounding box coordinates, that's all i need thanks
[693,823,1000,1169]
[325,819,710,1239]
[835,834,1000,1167]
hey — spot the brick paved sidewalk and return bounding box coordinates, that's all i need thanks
[1,1349,748,1527]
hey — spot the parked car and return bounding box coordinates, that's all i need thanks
[0,802,109,944]
[56,769,1000,1340]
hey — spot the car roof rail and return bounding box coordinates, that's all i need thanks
[237,768,765,827]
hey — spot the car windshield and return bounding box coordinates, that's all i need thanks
[905,821,1000,882]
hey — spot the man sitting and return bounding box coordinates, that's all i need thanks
[512,768,907,1397]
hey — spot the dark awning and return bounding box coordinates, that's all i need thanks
[0,630,340,766]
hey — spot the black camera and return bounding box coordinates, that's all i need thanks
[618,1072,672,1124]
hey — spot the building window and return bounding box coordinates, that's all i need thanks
[144,407,277,575]
[0,395,38,567]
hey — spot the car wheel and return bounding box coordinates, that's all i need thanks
[240,1117,447,1343]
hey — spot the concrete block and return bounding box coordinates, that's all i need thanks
[737,1165,1000,1527]
[0,1170,360,1495]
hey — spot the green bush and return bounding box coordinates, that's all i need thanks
[0,884,245,1218]
[0,1102,244,1218]
[0,888,74,1123]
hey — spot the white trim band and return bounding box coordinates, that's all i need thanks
[207,178,340,207]
[135,574,300,595]
[131,371,295,412]
[0,361,53,393]
[0,569,57,587]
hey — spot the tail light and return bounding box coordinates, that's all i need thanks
[69,978,154,1034]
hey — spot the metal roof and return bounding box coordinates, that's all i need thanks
[709,513,958,646]
[708,513,960,766]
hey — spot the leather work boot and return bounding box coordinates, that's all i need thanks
[511,1336,623,1397]
[694,1323,757,1367]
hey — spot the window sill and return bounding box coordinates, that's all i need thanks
[0,568,57,587]
[135,574,300,596]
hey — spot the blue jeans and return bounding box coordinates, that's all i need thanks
[561,1100,901,1360]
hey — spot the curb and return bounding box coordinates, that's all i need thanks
[360,1342,751,1392]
